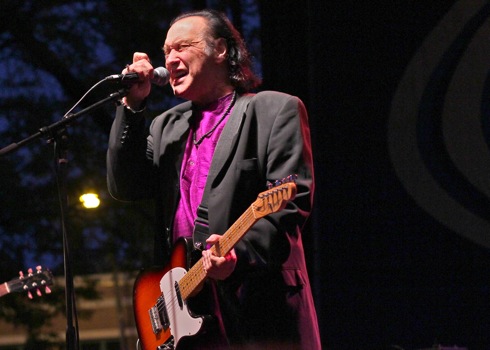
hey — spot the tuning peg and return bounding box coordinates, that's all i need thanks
[27,290,33,299]
[286,174,297,183]
[41,277,52,294]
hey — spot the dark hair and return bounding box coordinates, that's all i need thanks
[170,9,261,93]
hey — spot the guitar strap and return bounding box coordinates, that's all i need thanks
[193,93,254,249]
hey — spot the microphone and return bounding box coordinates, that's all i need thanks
[105,66,170,86]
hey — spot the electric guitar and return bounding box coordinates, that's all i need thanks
[133,178,297,350]
[0,266,53,298]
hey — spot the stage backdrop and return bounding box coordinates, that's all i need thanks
[261,1,490,348]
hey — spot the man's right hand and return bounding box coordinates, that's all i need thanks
[122,52,154,110]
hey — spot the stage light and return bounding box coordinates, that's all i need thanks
[79,193,100,209]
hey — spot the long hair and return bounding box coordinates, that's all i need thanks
[170,9,262,93]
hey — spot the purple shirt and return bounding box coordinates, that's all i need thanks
[172,93,235,242]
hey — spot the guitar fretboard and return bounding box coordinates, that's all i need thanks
[177,180,296,301]
[179,206,258,300]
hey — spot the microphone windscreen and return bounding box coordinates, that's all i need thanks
[153,67,170,86]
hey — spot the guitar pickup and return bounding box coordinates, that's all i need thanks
[174,281,183,308]
[148,294,170,335]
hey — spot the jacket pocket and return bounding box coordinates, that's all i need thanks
[281,268,306,287]
[281,268,306,299]
[236,158,258,171]
[235,158,260,194]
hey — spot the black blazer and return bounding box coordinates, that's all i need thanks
[107,90,321,348]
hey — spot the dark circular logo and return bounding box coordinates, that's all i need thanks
[388,1,490,249]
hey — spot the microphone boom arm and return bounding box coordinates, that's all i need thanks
[0,88,128,157]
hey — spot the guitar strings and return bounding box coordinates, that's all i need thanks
[141,185,293,345]
[153,186,288,327]
[155,187,290,330]
[155,208,258,323]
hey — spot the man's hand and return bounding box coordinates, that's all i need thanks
[122,52,154,110]
[202,234,237,280]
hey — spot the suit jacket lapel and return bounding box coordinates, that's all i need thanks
[205,94,253,188]
[193,94,252,244]
[173,109,193,175]
[156,104,193,174]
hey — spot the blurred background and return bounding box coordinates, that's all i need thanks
[1,0,490,349]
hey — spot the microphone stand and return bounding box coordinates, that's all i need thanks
[0,88,128,350]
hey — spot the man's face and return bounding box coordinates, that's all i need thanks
[164,16,220,103]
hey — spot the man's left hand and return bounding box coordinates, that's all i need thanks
[202,234,237,280]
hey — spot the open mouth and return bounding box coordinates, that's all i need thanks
[172,70,187,84]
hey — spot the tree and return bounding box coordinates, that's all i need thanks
[0,1,261,347]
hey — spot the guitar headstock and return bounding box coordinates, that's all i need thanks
[252,175,297,219]
[8,265,53,299]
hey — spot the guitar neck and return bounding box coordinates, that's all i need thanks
[179,206,258,300]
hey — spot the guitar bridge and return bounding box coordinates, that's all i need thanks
[148,294,170,334]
